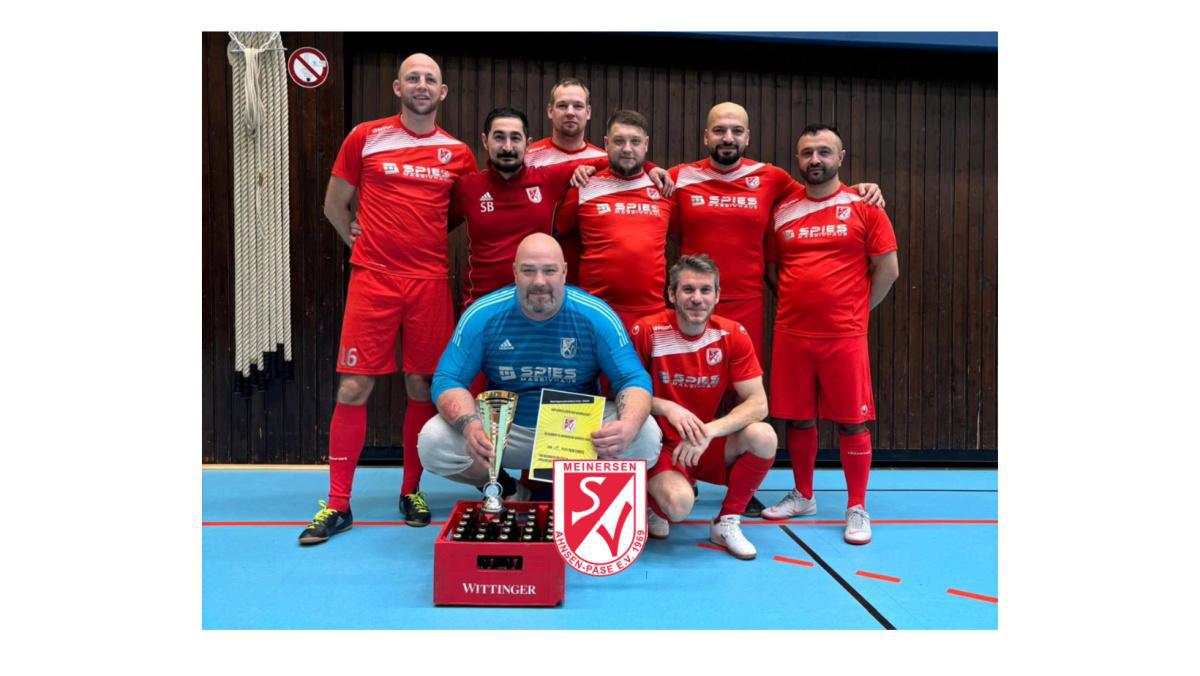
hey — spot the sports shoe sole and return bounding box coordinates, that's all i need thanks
[298,524,353,545]
[760,504,818,520]
[844,533,871,545]
[404,517,431,528]
[710,537,756,560]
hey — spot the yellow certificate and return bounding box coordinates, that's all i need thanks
[528,388,605,482]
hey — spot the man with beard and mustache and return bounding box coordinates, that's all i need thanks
[418,234,661,489]
[669,103,886,517]
[761,125,900,546]
[555,110,675,333]
[300,53,478,545]
[631,255,776,560]
[526,78,673,285]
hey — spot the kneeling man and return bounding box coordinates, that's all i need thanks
[631,255,776,560]
[419,234,661,490]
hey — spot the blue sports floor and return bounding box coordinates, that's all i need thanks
[202,467,997,630]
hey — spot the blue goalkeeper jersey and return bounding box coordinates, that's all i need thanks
[432,285,652,427]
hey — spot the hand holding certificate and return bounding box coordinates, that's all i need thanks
[528,389,605,483]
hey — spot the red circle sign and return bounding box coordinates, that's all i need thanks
[288,47,329,89]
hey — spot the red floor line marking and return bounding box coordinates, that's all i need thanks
[772,556,814,567]
[677,519,997,526]
[696,543,725,552]
[947,588,998,604]
[202,521,448,527]
[856,570,901,583]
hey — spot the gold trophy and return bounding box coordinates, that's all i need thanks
[476,390,519,514]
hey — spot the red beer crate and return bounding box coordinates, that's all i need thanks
[433,500,565,607]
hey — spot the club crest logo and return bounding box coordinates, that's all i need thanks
[706,347,723,365]
[745,176,760,189]
[836,205,851,221]
[553,460,647,576]
[438,148,453,164]
[562,417,576,433]
[526,186,543,203]
[646,188,661,201]
[560,337,578,358]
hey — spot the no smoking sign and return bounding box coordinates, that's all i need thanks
[288,47,329,88]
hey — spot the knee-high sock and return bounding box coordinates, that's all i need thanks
[719,453,774,518]
[401,400,437,495]
[839,430,873,509]
[327,403,368,512]
[786,426,819,499]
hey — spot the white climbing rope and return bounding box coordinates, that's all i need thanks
[227,31,293,379]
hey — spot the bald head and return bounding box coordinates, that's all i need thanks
[513,234,567,319]
[706,102,750,129]
[394,53,447,118]
[704,102,751,167]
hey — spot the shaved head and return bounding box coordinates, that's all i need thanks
[398,52,442,81]
[706,102,749,129]
[513,234,567,319]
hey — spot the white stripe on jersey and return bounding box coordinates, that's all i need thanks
[578,174,654,205]
[526,145,606,167]
[649,327,729,358]
[452,288,515,345]
[566,289,629,347]
[674,162,765,190]
[773,192,863,231]
[362,126,465,158]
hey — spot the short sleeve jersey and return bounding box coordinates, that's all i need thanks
[431,285,652,427]
[451,162,579,305]
[630,310,762,444]
[525,139,608,168]
[331,115,478,277]
[669,159,798,300]
[767,184,898,337]
[554,169,676,315]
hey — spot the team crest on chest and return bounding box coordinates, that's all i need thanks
[836,205,851,221]
[706,347,723,365]
[745,176,760,189]
[561,337,578,358]
[438,148,452,164]
[646,187,661,201]
[526,186,543,203]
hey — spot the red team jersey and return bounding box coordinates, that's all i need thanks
[524,138,608,168]
[767,184,898,337]
[331,115,478,277]
[631,310,762,445]
[555,169,676,318]
[669,159,798,300]
[452,162,582,305]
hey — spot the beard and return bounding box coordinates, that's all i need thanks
[492,151,522,171]
[801,163,837,186]
[609,156,644,178]
[522,284,558,315]
[401,93,438,116]
[708,143,743,166]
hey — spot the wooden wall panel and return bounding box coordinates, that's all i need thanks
[202,32,998,464]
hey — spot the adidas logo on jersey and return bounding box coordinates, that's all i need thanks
[481,192,493,202]
[499,339,514,351]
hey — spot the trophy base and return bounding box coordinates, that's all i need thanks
[433,500,563,607]
[480,495,506,515]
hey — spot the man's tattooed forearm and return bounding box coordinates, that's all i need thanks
[453,414,480,434]
[616,391,628,418]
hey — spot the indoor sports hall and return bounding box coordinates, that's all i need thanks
[203,31,997,630]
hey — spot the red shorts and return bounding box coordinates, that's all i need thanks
[614,305,664,336]
[768,332,875,423]
[337,266,454,376]
[647,437,729,486]
[715,295,764,370]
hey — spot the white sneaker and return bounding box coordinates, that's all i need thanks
[844,505,871,545]
[647,508,670,539]
[710,514,757,560]
[761,489,817,520]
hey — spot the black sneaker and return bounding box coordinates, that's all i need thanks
[400,491,432,527]
[743,495,765,518]
[298,500,353,545]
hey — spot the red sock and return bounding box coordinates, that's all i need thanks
[787,426,819,499]
[401,400,436,495]
[839,430,873,509]
[327,403,368,512]
[719,452,774,518]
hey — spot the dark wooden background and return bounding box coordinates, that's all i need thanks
[202,32,997,465]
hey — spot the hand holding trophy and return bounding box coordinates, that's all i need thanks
[476,390,519,514]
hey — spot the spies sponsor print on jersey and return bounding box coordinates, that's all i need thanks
[553,460,647,577]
